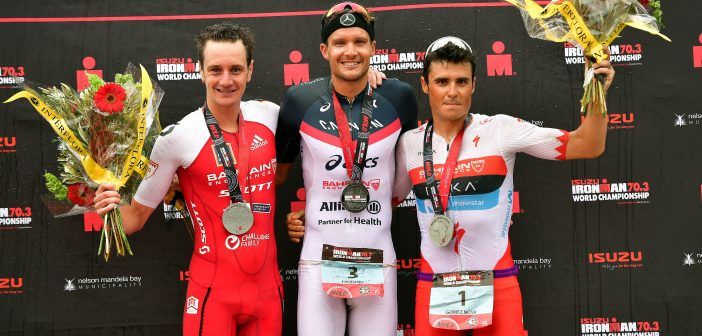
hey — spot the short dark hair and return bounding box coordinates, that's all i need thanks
[196,23,255,65]
[422,43,476,81]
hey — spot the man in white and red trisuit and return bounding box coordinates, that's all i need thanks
[392,36,615,336]
[94,24,283,336]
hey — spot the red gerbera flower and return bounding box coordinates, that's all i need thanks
[67,183,96,207]
[93,83,126,114]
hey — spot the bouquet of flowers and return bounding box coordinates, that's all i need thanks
[4,64,163,261]
[503,0,670,114]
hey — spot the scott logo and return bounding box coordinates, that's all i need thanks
[325,155,378,171]
[588,251,642,263]
[0,277,23,289]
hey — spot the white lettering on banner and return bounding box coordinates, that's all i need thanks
[0,218,32,225]
[579,317,662,335]
[564,43,644,66]
[571,180,651,204]
[0,77,24,84]
[64,275,143,291]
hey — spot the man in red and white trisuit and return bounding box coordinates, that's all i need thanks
[392,37,615,336]
[94,24,283,336]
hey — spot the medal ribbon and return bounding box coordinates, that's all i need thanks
[422,117,470,215]
[331,81,374,181]
[203,105,250,204]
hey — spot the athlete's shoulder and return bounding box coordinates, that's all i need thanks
[406,122,427,136]
[376,78,418,131]
[472,113,502,127]
[399,123,425,146]
[284,77,328,101]
[280,77,328,123]
[158,108,206,141]
[152,108,209,164]
[379,77,412,90]
[243,99,279,112]
[242,100,279,134]
[376,78,414,97]
[483,114,529,127]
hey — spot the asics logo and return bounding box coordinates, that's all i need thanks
[325,154,378,171]
[320,102,331,112]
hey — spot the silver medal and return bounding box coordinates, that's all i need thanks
[340,180,370,213]
[429,214,454,247]
[222,202,254,235]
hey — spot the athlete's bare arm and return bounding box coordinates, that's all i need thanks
[93,183,156,235]
[565,50,615,160]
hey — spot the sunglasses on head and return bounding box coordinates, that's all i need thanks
[426,36,473,54]
[324,2,369,18]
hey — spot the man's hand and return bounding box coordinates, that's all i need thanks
[367,68,387,89]
[93,183,122,216]
[286,210,305,243]
[163,179,182,205]
[587,47,615,91]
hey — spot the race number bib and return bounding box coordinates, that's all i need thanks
[429,270,494,330]
[320,244,384,298]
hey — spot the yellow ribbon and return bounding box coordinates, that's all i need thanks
[117,65,153,184]
[557,1,606,62]
[4,90,120,185]
[4,64,155,189]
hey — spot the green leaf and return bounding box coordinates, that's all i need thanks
[115,73,134,85]
[86,73,105,91]
[44,172,68,200]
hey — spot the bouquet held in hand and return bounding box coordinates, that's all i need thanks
[503,0,670,114]
[4,64,163,261]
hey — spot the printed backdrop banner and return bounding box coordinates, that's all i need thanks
[1,1,701,335]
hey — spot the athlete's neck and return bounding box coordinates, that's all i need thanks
[331,75,368,102]
[433,114,470,143]
[206,99,241,133]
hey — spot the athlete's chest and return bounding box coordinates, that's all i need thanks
[301,93,401,137]
[407,130,509,200]
[185,122,276,199]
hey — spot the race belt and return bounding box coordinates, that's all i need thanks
[320,244,384,298]
[421,266,518,330]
